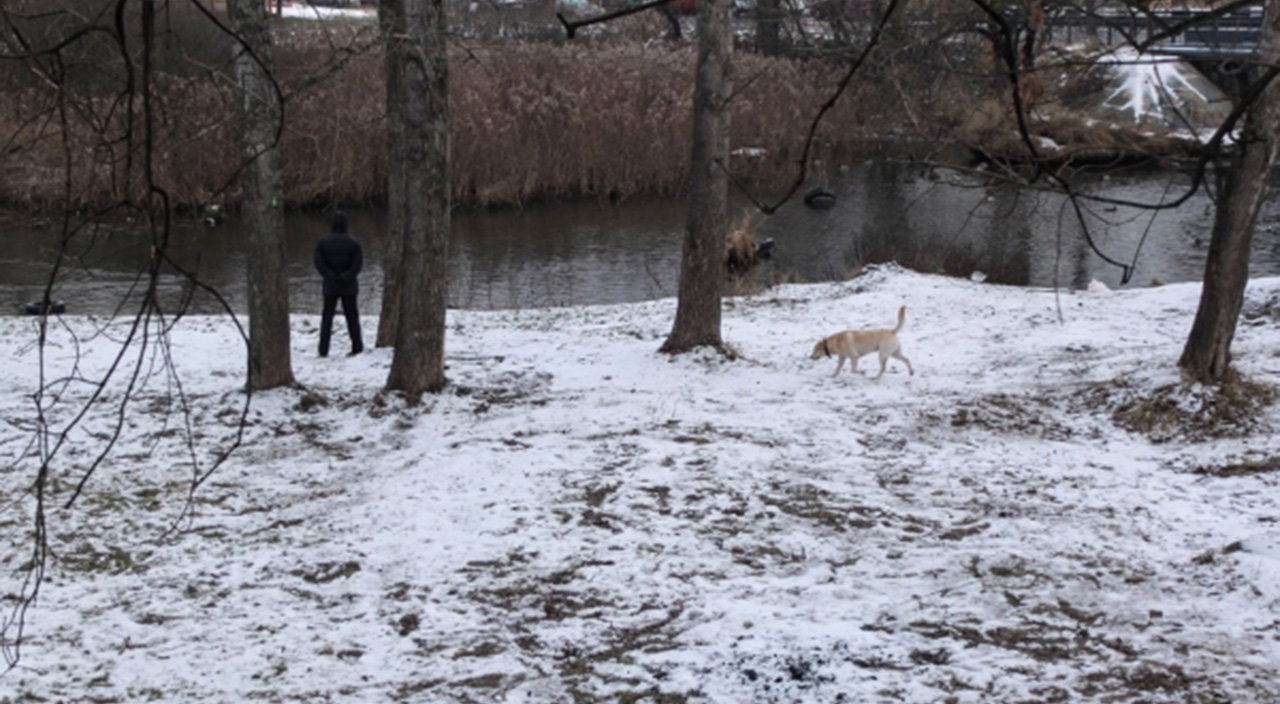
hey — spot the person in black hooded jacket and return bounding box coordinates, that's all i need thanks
[313,211,365,357]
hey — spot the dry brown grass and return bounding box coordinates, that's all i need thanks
[0,73,242,211]
[0,28,902,212]
[1082,373,1278,443]
[724,217,757,273]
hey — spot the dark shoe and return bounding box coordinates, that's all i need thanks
[319,352,328,358]
[347,349,361,357]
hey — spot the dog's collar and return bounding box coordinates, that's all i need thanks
[822,338,831,358]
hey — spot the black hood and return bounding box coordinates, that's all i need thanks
[331,211,349,234]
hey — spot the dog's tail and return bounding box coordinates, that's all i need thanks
[893,305,906,333]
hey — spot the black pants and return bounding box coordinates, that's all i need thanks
[319,293,363,356]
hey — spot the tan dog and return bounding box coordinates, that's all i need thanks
[810,305,914,379]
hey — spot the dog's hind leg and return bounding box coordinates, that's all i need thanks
[893,350,914,376]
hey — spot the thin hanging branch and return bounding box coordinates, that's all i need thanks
[0,0,277,670]
[557,0,676,40]
[757,0,906,215]
[963,0,1278,284]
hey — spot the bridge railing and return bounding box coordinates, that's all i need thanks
[1047,5,1263,58]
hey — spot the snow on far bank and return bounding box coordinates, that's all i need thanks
[2,266,1279,703]
[1098,46,1212,122]
[280,2,374,20]
[1058,43,1234,145]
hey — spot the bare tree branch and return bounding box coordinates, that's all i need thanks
[757,0,905,214]
[557,0,676,40]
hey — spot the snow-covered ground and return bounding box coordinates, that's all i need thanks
[2,266,1279,703]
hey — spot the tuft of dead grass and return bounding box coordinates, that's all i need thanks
[947,393,1074,439]
[724,217,757,273]
[1084,374,1277,443]
[1191,456,1280,477]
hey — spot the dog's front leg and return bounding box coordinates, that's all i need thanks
[832,357,845,377]
[873,351,889,379]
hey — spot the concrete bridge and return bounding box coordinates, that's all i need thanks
[1048,5,1264,98]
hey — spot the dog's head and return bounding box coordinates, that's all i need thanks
[810,338,831,360]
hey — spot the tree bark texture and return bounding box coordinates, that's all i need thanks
[381,0,450,398]
[756,0,781,55]
[1178,2,1280,382]
[229,0,294,391]
[660,0,731,354]
[375,37,407,349]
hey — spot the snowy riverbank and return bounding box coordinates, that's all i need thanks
[2,265,1279,702]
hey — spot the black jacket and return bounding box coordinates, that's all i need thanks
[314,213,363,297]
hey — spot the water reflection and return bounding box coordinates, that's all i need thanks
[2,162,1275,316]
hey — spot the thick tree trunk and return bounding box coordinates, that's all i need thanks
[375,160,406,348]
[229,0,294,390]
[1179,5,1280,383]
[376,41,406,349]
[660,0,731,354]
[381,0,450,399]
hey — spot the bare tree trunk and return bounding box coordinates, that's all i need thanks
[660,0,731,354]
[1179,4,1280,383]
[229,0,294,390]
[757,0,781,55]
[1083,0,1098,46]
[376,39,406,349]
[658,1,682,41]
[381,0,450,399]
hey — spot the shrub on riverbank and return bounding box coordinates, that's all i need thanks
[0,31,887,213]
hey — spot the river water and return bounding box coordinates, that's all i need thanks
[4,161,1279,317]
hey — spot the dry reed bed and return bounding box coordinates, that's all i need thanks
[0,40,875,212]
